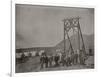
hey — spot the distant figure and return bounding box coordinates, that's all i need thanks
[70,52,75,65]
[89,48,92,56]
[54,54,59,66]
[79,50,85,65]
[21,52,25,63]
[58,53,62,63]
[44,55,49,68]
[40,51,47,69]
[76,49,80,64]
[52,55,56,66]
[66,54,71,66]
[28,52,32,57]
[74,51,78,65]
[40,55,45,69]
[48,55,53,67]
[61,53,66,66]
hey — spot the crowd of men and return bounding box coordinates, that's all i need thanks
[40,50,86,69]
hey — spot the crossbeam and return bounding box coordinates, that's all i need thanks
[63,17,86,56]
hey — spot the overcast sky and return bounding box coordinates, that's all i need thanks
[16,4,94,49]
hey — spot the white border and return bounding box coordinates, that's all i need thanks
[11,0,15,77]
[11,0,96,77]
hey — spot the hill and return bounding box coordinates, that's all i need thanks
[55,34,94,52]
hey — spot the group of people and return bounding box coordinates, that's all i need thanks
[40,50,86,69]
[40,53,60,69]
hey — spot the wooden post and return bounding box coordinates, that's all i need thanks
[78,21,85,54]
[66,31,74,54]
[78,26,80,51]
[64,21,66,53]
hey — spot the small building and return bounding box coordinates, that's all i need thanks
[30,51,37,56]
[39,50,45,56]
[16,53,22,58]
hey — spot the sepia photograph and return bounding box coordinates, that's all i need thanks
[15,4,94,73]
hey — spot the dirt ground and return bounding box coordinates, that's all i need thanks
[16,55,94,73]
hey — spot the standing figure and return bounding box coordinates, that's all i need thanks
[40,55,45,69]
[54,54,59,66]
[74,52,78,65]
[48,55,53,67]
[61,53,66,66]
[66,54,71,66]
[44,55,49,68]
[79,50,85,65]
[21,52,25,63]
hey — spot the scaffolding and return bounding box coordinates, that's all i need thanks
[63,17,86,60]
